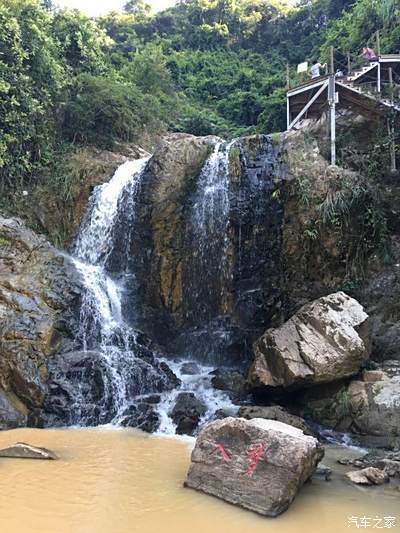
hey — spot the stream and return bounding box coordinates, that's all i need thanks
[0,428,398,533]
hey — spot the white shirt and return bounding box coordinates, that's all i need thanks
[310,63,321,78]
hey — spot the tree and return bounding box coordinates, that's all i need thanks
[124,0,152,20]
[52,9,110,74]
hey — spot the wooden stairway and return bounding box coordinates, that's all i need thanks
[336,62,400,113]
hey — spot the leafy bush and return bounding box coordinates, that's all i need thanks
[63,74,153,147]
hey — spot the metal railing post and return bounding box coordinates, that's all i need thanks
[388,67,397,172]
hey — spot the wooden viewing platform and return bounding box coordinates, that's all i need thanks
[286,51,400,169]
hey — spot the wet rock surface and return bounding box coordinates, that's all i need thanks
[44,350,180,427]
[238,405,315,436]
[0,391,27,428]
[0,217,81,428]
[120,403,160,433]
[298,370,400,449]
[346,467,389,486]
[4,129,400,445]
[249,292,371,392]
[185,417,324,517]
[0,442,57,460]
[210,368,248,400]
[180,362,201,375]
[110,133,285,363]
[170,392,207,435]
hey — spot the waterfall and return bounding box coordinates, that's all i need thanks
[192,141,233,307]
[155,141,239,433]
[46,146,239,433]
[73,159,149,346]
[47,158,180,427]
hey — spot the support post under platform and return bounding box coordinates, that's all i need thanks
[328,75,336,165]
[388,68,397,172]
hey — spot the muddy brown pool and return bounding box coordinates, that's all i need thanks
[0,428,398,533]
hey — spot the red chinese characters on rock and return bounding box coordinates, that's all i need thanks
[211,443,232,462]
[246,443,266,477]
[210,442,267,476]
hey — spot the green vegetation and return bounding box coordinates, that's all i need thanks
[0,0,399,198]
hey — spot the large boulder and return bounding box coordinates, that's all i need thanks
[298,370,400,448]
[185,417,324,517]
[238,405,315,436]
[248,292,371,391]
[0,217,81,428]
[346,375,400,448]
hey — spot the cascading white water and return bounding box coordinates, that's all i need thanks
[193,141,232,233]
[48,150,238,433]
[156,359,237,435]
[153,141,239,433]
[74,159,149,344]
[68,157,169,425]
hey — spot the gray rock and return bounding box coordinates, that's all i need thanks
[315,464,332,481]
[170,392,207,435]
[180,362,201,375]
[185,417,324,517]
[376,459,400,478]
[0,442,57,460]
[0,390,27,429]
[347,376,400,448]
[249,292,371,391]
[44,351,176,427]
[238,405,315,436]
[211,369,247,400]
[346,467,389,486]
[120,403,160,433]
[0,217,81,426]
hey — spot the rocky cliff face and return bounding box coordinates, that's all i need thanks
[104,130,386,366]
[108,133,286,363]
[0,217,81,428]
[1,127,399,438]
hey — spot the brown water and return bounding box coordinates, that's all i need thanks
[0,428,398,533]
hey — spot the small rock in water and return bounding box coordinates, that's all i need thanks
[120,403,160,433]
[185,417,324,517]
[376,459,400,478]
[315,464,332,481]
[210,369,247,400]
[346,467,389,486]
[170,392,207,435]
[338,457,355,466]
[141,394,161,405]
[180,362,201,375]
[160,362,181,388]
[0,442,57,460]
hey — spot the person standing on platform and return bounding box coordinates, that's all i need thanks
[310,59,327,79]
